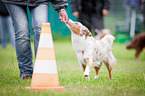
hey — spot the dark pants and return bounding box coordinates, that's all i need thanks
[141,2,145,25]
[78,12,104,34]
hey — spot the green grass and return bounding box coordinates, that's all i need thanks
[0,41,145,96]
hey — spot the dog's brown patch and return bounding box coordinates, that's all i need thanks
[82,51,84,54]
[67,22,80,36]
[82,29,92,36]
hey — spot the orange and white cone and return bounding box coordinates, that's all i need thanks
[25,23,64,91]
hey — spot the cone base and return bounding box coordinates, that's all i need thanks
[25,86,64,91]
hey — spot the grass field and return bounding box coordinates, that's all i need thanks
[0,41,145,96]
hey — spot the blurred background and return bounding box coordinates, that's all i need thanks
[42,0,145,43]
[0,0,145,43]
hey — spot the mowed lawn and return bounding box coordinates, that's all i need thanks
[0,41,145,96]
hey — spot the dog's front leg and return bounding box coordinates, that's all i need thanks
[84,58,90,77]
[135,48,142,59]
[84,58,93,80]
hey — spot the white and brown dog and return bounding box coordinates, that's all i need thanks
[65,19,116,80]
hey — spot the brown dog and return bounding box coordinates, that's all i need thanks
[126,32,145,59]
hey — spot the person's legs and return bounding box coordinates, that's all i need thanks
[142,3,145,25]
[0,16,8,48]
[91,13,104,35]
[5,4,33,78]
[7,16,15,48]
[30,4,48,56]
[78,12,91,31]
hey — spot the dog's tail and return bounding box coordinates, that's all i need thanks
[110,52,117,66]
[101,35,115,46]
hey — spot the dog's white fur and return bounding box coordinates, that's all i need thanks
[66,19,116,80]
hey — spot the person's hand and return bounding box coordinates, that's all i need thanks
[73,11,79,18]
[59,9,68,23]
[102,9,109,16]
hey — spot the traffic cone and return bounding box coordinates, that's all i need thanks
[25,23,64,91]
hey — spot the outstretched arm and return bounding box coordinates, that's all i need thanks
[51,0,68,22]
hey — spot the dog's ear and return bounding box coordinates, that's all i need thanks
[83,29,92,36]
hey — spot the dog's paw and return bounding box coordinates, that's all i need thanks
[84,72,89,77]
[84,73,89,77]
[94,75,99,79]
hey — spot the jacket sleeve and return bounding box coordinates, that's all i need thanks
[70,0,78,12]
[102,0,110,10]
[51,0,68,12]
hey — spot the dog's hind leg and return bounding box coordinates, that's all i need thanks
[104,60,112,79]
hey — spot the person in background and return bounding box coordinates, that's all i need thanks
[0,0,15,48]
[124,0,140,38]
[2,0,68,79]
[70,0,110,35]
[140,0,145,25]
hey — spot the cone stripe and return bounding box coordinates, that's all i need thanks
[41,23,51,34]
[38,33,54,48]
[31,73,59,87]
[36,48,55,60]
[33,60,57,74]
